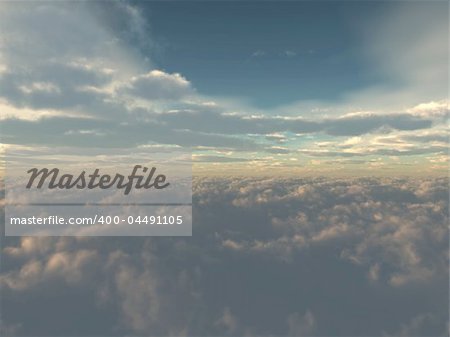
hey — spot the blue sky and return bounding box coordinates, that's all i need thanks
[131,1,445,109]
[141,2,371,107]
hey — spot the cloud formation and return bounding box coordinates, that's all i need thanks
[1,177,448,336]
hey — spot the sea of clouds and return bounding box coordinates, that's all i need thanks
[1,176,448,336]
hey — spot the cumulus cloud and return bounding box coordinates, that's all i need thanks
[213,177,448,278]
[117,70,193,100]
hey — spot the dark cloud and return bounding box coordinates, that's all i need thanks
[322,113,433,136]
[193,155,259,163]
[264,134,287,143]
[300,146,448,157]
[159,109,433,137]
[264,146,291,154]
[403,133,449,143]
[1,117,261,150]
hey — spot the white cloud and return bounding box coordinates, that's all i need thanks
[117,70,193,101]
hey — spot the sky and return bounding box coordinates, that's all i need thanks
[138,2,373,107]
[0,1,448,176]
[0,2,449,336]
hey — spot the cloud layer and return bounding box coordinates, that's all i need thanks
[1,177,448,336]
